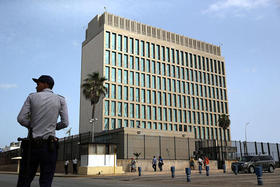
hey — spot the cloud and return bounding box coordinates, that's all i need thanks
[0,84,17,89]
[203,0,272,16]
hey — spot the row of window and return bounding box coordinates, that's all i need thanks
[105,32,225,75]
[105,69,227,98]
[103,118,230,141]
[104,100,228,124]
[105,83,228,107]
[104,59,226,88]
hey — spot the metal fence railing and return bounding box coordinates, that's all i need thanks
[0,132,279,164]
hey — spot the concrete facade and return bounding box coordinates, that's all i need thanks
[80,12,230,142]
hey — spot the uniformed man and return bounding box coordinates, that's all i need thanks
[17,75,69,187]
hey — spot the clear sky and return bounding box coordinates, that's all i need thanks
[0,0,279,148]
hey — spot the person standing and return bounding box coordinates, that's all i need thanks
[17,75,69,187]
[64,160,69,175]
[152,156,157,172]
[72,158,78,174]
[158,156,164,171]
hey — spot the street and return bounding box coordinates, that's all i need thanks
[1,169,280,187]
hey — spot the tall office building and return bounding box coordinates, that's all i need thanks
[80,12,230,141]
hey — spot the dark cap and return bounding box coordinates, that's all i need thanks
[32,75,54,89]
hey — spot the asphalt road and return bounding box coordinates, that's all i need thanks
[1,170,280,187]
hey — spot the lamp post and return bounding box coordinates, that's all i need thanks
[245,122,250,155]
[245,122,250,142]
[90,118,98,143]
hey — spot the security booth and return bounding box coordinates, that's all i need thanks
[78,143,124,175]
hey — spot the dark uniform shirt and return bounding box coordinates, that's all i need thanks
[17,88,69,139]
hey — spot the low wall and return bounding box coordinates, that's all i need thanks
[117,159,218,172]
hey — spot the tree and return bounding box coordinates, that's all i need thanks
[217,114,231,164]
[81,72,107,120]
[218,114,231,130]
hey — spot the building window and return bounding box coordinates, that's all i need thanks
[105,67,110,81]
[118,102,122,116]
[141,105,146,119]
[161,46,165,61]
[130,72,134,85]
[111,118,116,129]
[118,53,122,67]
[136,104,140,118]
[151,43,155,59]
[104,100,109,116]
[147,122,152,129]
[129,56,134,69]
[142,121,146,128]
[146,60,150,73]
[146,42,150,58]
[118,119,122,128]
[136,88,140,102]
[112,33,116,50]
[104,118,109,130]
[118,85,122,100]
[141,89,145,102]
[130,103,134,118]
[111,84,116,99]
[135,57,139,70]
[135,39,139,55]
[158,107,162,120]
[153,122,157,130]
[135,72,140,86]
[130,87,134,101]
[124,36,128,52]
[111,68,116,82]
[117,34,122,51]
[124,54,128,68]
[130,120,134,128]
[152,91,156,104]
[124,86,128,100]
[105,50,110,65]
[140,40,144,56]
[147,106,151,120]
[129,38,134,54]
[105,31,110,49]
[124,120,128,128]
[141,58,145,72]
[117,69,122,83]
[147,90,151,104]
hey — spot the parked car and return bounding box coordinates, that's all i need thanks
[231,155,275,173]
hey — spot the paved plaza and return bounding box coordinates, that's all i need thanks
[0,169,279,187]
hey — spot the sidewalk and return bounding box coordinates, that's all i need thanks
[0,169,228,178]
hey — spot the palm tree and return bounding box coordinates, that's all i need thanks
[218,114,231,130]
[81,72,107,123]
[217,114,231,163]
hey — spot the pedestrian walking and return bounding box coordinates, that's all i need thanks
[130,158,136,172]
[64,160,69,175]
[16,75,69,187]
[158,156,164,171]
[152,156,157,172]
[198,157,203,167]
[190,157,195,170]
[204,156,210,167]
[72,158,78,174]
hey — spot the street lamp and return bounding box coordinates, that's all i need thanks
[90,118,98,143]
[245,122,250,142]
[245,122,250,155]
